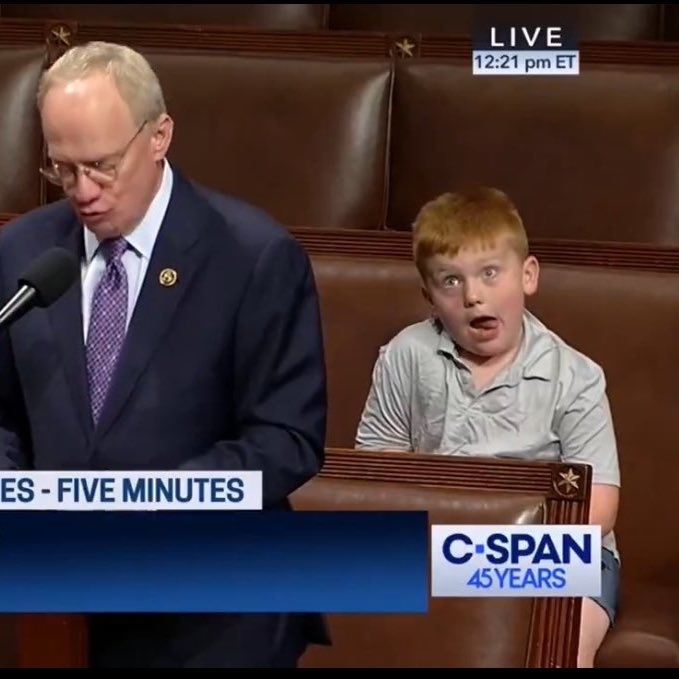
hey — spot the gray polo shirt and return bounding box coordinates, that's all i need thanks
[355,310,620,558]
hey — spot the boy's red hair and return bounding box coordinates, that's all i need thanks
[412,186,529,279]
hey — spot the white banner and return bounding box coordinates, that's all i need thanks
[431,524,601,598]
[0,471,263,510]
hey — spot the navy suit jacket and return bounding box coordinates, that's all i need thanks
[0,170,329,667]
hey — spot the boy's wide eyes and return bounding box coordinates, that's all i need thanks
[442,266,500,286]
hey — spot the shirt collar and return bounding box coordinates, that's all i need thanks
[435,310,554,384]
[83,159,174,263]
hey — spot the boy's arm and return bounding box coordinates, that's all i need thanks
[355,344,413,452]
[555,363,620,536]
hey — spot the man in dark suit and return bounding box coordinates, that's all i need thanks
[0,40,329,667]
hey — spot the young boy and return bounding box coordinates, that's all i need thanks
[355,186,621,668]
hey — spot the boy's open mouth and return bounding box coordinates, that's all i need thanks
[469,315,499,330]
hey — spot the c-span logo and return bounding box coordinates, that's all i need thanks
[431,525,601,597]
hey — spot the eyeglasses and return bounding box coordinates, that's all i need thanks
[39,121,147,189]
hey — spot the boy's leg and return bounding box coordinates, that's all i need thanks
[577,598,611,667]
[577,548,620,668]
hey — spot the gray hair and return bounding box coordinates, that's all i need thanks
[37,41,166,126]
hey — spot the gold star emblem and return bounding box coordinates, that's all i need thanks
[556,468,580,494]
[159,268,178,287]
[50,26,72,46]
[395,38,415,58]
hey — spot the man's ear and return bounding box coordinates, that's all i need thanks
[522,255,540,296]
[151,114,174,161]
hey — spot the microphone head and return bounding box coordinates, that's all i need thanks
[18,247,79,307]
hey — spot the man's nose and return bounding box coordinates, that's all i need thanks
[72,171,102,203]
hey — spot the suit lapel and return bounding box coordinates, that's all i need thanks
[92,175,211,441]
[45,215,94,442]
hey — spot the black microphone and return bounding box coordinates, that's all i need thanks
[0,247,79,329]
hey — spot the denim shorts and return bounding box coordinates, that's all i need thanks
[589,547,620,626]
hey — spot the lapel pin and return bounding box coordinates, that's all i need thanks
[159,268,178,287]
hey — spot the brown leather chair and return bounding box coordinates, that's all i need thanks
[0,46,45,214]
[293,447,590,668]
[145,50,391,231]
[387,58,679,245]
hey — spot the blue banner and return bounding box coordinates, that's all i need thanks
[0,510,428,614]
